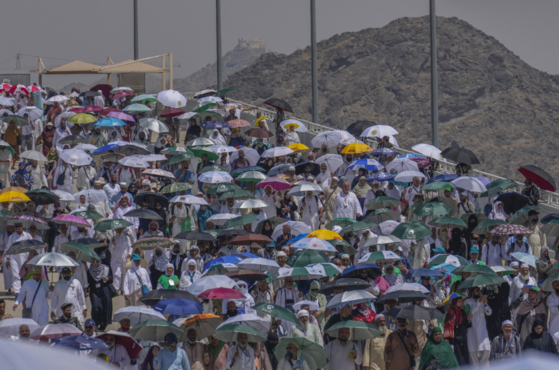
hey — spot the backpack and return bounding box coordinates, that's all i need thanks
[13,173,27,188]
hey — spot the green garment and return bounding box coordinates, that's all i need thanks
[303,280,328,330]
[418,328,459,370]
[157,274,180,290]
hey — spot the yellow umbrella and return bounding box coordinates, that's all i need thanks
[254,116,266,127]
[0,186,28,194]
[0,191,31,203]
[67,113,97,124]
[341,143,372,154]
[307,229,343,241]
[287,143,309,153]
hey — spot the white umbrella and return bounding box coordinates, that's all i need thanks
[229,148,260,166]
[54,112,75,127]
[0,318,39,338]
[157,90,187,108]
[45,95,69,105]
[169,195,208,205]
[198,96,223,105]
[275,267,322,281]
[364,235,403,247]
[451,176,487,193]
[394,171,425,182]
[118,156,149,168]
[315,154,344,173]
[17,107,42,121]
[27,252,79,267]
[219,314,271,336]
[211,145,237,154]
[29,323,82,340]
[271,221,312,240]
[340,136,362,145]
[311,130,352,148]
[237,258,280,275]
[385,283,430,295]
[412,143,443,160]
[359,125,399,138]
[73,189,108,203]
[177,111,197,120]
[73,143,98,152]
[379,220,400,235]
[59,149,92,166]
[261,146,294,158]
[386,158,419,173]
[207,213,237,226]
[52,190,75,201]
[309,263,343,277]
[113,306,165,326]
[0,97,15,106]
[288,183,323,197]
[111,86,133,93]
[233,199,269,209]
[290,237,337,254]
[326,290,376,309]
[20,150,47,162]
[198,171,233,184]
[280,119,307,132]
[187,275,238,296]
[142,154,168,162]
[139,118,169,133]
[293,300,320,312]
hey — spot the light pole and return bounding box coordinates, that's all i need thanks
[216,0,223,91]
[430,0,439,147]
[134,0,139,60]
[310,0,318,123]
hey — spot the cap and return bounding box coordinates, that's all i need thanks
[288,166,295,171]
[520,263,529,268]
[142,179,151,186]
[32,266,42,273]
[501,320,513,327]
[296,309,309,318]
[61,267,72,274]
[131,253,142,261]
[307,175,314,180]
[394,245,403,252]
[524,179,533,185]
[460,191,468,196]
[341,254,350,259]
[85,319,96,327]
[61,302,73,310]
[332,176,339,182]
[94,180,101,185]
[470,247,480,254]
[510,261,519,267]
[97,177,106,184]
[250,242,261,250]
[297,175,304,180]
[46,122,53,127]
[119,182,128,187]
[14,222,22,228]
[276,251,287,258]
[266,241,275,248]
[444,187,452,192]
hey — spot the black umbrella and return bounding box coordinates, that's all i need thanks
[217,229,250,238]
[264,98,293,113]
[26,189,60,205]
[440,146,480,165]
[411,268,443,278]
[58,135,87,146]
[346,120,376,136]
[318,278,372,295]
[134,193,169,208]
[386,305,444,320]
[124,209,163,220]
[139,289,200,307]
[339,263,382,280]
[228,270,268,284]
[495,192,530,215]
[6,239,45,255]
[295,162,320,176]
[542,213,559,224]
[101,153,126,163]
[376,290,428,304]
[114,144,150,156]
[76,238,104,248]
[363,209,400,224]
[174,230,216,242]
[518,165,557,192]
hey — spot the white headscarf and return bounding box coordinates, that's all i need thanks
[491,201,508,221]
[211,129,227,146]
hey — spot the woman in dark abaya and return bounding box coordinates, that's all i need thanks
[447,228,466,258]
[444,294,470,365]
[486,281,511,341]
[261,221,274,240]
[522,318,558,353]
[462,214,480,257]
[86,258,114,331]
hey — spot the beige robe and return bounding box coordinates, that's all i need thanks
[322,185,342,223]
[363,329,392,370]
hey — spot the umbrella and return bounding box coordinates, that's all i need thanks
[286,250,329,267]
[96,330,142,359]
[348,159,384,171]
[261,146,294,158]
[310,262,343,277]
[218,313,271,335]
[440,146,480,165]
[134,193,169,208]
[273,266,322,281]
[386,158,419,173]
[274,337,327,370]
[237,258,280,275]
[488,224,532,236]
[142,168,176,179]
[341,142,372,154]
[358,250,401,264]
[422,181,456,191]
[280,119,307,132]
[230,148,260,166]
[30,323,82,340]
[391,222,431,240]
[153,298,203,316]
[206,213,237,226]
[394,305,444,320]
[314,153,344,173]
[118,156,149,168]
[429,216,467,229]
[480,179,517,197]
[214,323,266,343]
[507,205,541,226]
[123,208,163,220]
[286,143,310,154]
[27,252,79,267]
[452,264,496,276]
[264,98,293,112]
[253,303,298,324]
[541,219,559,237]
[363,235,403,247]
[198,287,245,299]
[139,289,200,306]
[472,219,507,234]
[94,219,133,231]
[133,237,174,250]
[541,274,559,291]
[326,217,357,229]
[10,215,49,230]
[123,103,152,113]
[0,318,39,337]
[161,182,191,194]
[245,128,274,139]
[67,113,97,125]
[222,214,258,229]
[74,143,98,152]
[458,274,506,289]
[364,209,400,224]
[157,89,187,108]
[95,117,126,127]
[174,230,216,241]
[256,177,291,191]
[191,147,219,161]
[346,120,375,136]
[427,254,469,268]
[510,252,538,268]
[339,221,377,234]
[198,171,233,183]
[394,171,425,183]
[142,154,168,162]
[307,229,342,240]
[132,94,157,103]
[339,263,381,280]
[411,268,444,278]
[518,165,557,191]
[412,143,443,159]
[271,221,312,239]
[51,214,91,228]
[288,183,323,197]
[5,239,45,255]
[187,137,215,147]
[459,212,489,224]
[367,172,396,182]
[451,176,488,193]
[73,189,107,203]
[230,233,272,245]
[291,237,338,254]
[359,124,398,138]
[0,191,30,203]
[326,290,376,309]
[235,171,267,183]
[170,195,209,205]
[20,150,48,162]
[128,319,183,341]
[59,148,92,166]
[207,183,241,194]
[60,241,100,263]
[112,306,166,326]
[328,320,382,340]
[187,275,238,295]
[70,210,103,220]
[177,314,223,341]
[376,290,429,304]
[51,335,109,351]
[318,278,372,295]
[413,202,451,217]
[228,119,251,128]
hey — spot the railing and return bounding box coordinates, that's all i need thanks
[180,92,559,209]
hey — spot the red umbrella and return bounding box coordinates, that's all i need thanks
[0,83,12,92]
[85,105,103,113]
[28,85,44,93]
[9,84,29,95]
[161,108,186,117]
[96,330,142,359]
[113,91,134,100]
[198,287,246,299]
[230,234,272,245]
[410,157,431,168]
[100,107,121,116]
[69,107,85,113]
[90,84,112,100]
[518,165,557,192]
[488,224,533,236]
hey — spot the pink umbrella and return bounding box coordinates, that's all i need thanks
[142,168,175,179]
[228,119,251,128]
[68,107,85,113]
[410,157,431,168]
[85,105,103,112]
[100,107,121,116]
[256,177,291,191]
[198,287,246,299]
[107,111,135,122]
[51,214,91,228]
[30,323,82,340]
[489,224,533,236]
[113,91,134,100]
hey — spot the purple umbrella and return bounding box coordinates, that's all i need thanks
[107,111,135,122]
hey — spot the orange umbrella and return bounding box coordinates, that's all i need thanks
[0,186,27,194]
[178,314,223,341]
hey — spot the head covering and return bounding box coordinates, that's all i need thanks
[165,333,178,345]
[502,320,513,327]
[432,246,445,254]
[277,251,287,258]
[492,201,508,221]
[530,318,545,340]
[131,254,142,261]
[418,325,459,370]
[32,266,42,273]
[165,263,174,277]
[297,309,309,318]
[375,314,385,321]
[89,260,109,282]
[61,302,72,310]
[152,248,169,272]
[510,261,519,267]
[520,263,529,269]
[308,280,321,300]
[470,247,479,254]
[15,161,29,176]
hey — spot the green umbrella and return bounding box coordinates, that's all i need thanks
[326,218,356,229]
[361,251,402,263]
[327,320,382,340]
[0,141,15,155]
[413,202,451,217]
[200,165,228,174]
[311,262,343,277]
[219,189,252,200]
[327,238,358,255]
[428,254,469,268]
[204,263,240,276]
[131,94,157,103]
[422,181,456,192]
[472,219,507,234]
[509,205,541,225]
[60,241,100,263]
[3,115,27,127]
[274,337,327,370]
[458,274,506,289]
[235,171,267,182]
[222,214,258,229]
[193,103,217,113]
[273,266,322,281]
[255,217,288,234]
[490,266,516,276]
[286,250,329,267]
[364,196,400,211]
[167,153,195,165]
[128,319,183,341]
[186,137,215,147]
[231,166,266,176]
[339,221,377,234]
[541,274,559,292]
[161,147,191,155]
[363,208,400,224]
[253,303,298,324]
[391,222,431,240]
[453,264,496,276]
[161,182,192,194]
[216,88,236,96]
[191,147,219,161]
[94,219,133,231]
[206,230,222,239]
[207,183,241,194]
[0,210,13,219]
[480,179,517,197]
[213,323,266,343]
[541,219,559,237]
[429,216,467,229]
[72,210,103,220]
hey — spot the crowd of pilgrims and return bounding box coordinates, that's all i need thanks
[0,84,557,370]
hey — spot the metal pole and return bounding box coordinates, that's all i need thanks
[310,0,318,123]
[430,0,439,147]
[216,0,223,91]
[134,0,139,60]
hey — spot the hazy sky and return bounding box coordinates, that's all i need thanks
[3,0,559,90]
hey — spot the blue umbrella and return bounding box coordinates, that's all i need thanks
[366,172,395,182]
[397,153,423,159]
[203,121,230,129]
[51,335,109,351]
[372,148,399,156]
[411,268,443,278]
[95,117,126,127]
[295,161,320,176]
[231,166,266,177]
[153,298,203,316]
[289,233,309,246]
[426,174,459,184]
[430,263,458,274]
[204,255,243,272]
[92,143,119,155]
[232,252,259,259]
[348,159,384,171]
[267,163,292,176]
[340,263,381,279]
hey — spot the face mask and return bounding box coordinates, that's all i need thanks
[322,147,327,153]
[64,312,72,318]
[63,275,71,281]
[155,252,162,257]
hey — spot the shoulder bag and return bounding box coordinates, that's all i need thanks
[133,268,150,295]
[423,342,443,370]
[397,331,416,369]
[22,280,42,318]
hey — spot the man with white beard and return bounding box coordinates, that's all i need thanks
[109,227,133,295]
[363,314,392,370]
[226,333,256,370]
[300,191,323,230]
[289,310,323,346]
[259,185,281,219]
[509,263,536,325]
[333,181,363,219]
[315,163,331,187]
[325,327,362,370]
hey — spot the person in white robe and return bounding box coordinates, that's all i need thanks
[1,226,14,291]
[259,186,281,219]
[98,338,130,369]
[465,288,492,365]
[289,310,323,346]
[53,223,71,253]
[413,238,431,269]
[325,327,363,370]
[490,201,508,221]
[52,159,75,194]
[13,266,50,325]
[92,180,112,218]
[118,165,135,185]
[179,260,202,291]
[300,193,323,231]
[222,280,255,315]
[547,282,559,336]
[49,267,87,326]
[210,129,227,146]
[169,202,196,237]
[404,177,422,204]
[277,342,311,370]
[6,224,32,294]
[77,164,97,191]
[93,90,105,107]
[509,264,536,325]
[0,145,12,187]
[275,278,301,311]
[27,160,48,190]
[333,181,363,219]
[227,333,256,370]
[112,196,138,242]
[110,228,134,293]
[315,163,332,187]
[284,125,300,146]
[123,253,152,307]
[481,235,507,266]
[249,209,267,232]
[52,119,72,148]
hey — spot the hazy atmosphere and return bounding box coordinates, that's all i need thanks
[3,0,559,90]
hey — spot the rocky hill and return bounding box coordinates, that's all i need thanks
[224,16,559,182]
[173,38,270,92]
